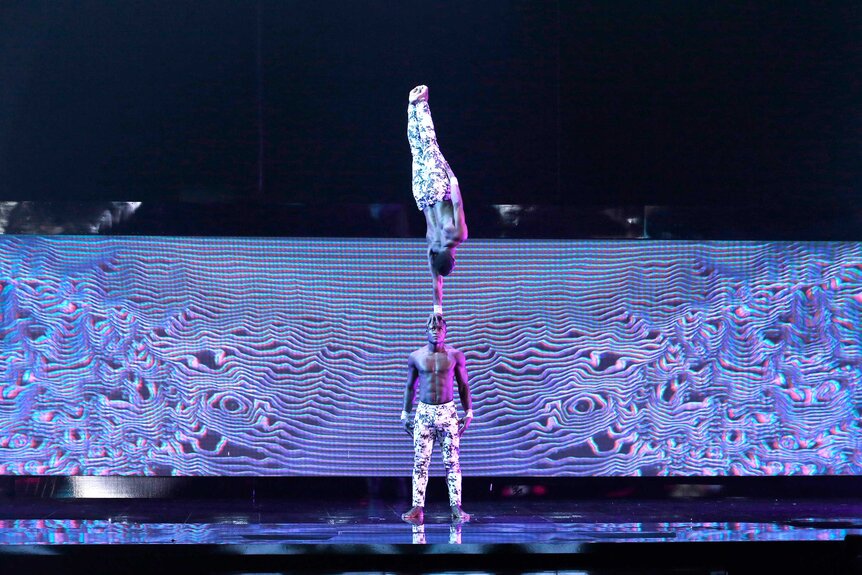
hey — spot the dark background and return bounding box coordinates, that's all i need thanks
[1,1,860,210]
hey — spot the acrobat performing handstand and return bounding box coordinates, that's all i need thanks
[401,314,473,524]
[408,85,468,316]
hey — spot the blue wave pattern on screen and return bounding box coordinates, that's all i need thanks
[0,237,860,476]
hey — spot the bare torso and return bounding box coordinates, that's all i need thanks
[410,345,460,404]
[424,201,461,252]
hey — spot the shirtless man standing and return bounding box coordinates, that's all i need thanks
[401,314,473,524]
[408,85,468,315]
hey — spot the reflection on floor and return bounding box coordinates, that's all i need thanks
[0,498,859,546]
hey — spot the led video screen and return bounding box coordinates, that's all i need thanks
[0,237,859,476]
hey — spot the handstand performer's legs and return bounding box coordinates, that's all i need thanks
[408,88,452,212]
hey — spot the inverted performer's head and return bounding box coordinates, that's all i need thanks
[431,247,456,277]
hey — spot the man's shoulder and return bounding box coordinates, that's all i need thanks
[409,347,426,360]
[446,345,464,358]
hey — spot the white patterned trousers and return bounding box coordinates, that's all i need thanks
[411,401,462,507]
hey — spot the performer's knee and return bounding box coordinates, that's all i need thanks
[413,448,432,470]
[443,451,460,472]
[444,460,461,475]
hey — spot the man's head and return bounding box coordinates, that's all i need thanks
[426,314,447,345]
[430,247,456,277]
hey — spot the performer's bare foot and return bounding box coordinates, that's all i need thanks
[451,505,471,523]
[402,505,425,524]
[409,85,429,104]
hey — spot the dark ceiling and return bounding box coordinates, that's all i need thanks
[2,1,859,209]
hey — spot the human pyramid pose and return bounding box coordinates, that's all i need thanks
[401,85,473,525]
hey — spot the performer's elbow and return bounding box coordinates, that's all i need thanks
[451,226,467,245]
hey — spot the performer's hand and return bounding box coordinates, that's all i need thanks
[409,85,429,104]
[458,414,472,437]
[404,419,415,436]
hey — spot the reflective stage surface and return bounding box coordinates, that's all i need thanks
[0,498,860,545]
[0,498,860,573]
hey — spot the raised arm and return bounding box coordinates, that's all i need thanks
[427,249,443,309]
[454,351,473,436]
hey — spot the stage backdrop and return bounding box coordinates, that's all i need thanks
[0,237,860,476]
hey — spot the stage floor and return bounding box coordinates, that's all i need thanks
[0,497,860,573]
[0,497,859,544]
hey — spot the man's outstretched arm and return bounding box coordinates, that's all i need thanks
[427,250,443,310]
[454,351,473,436]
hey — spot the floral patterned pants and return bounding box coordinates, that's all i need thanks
[411,401,462,507]
[408,100,452,211]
